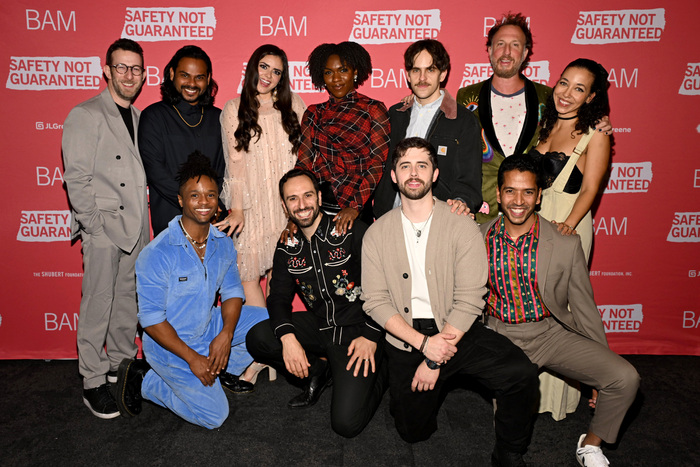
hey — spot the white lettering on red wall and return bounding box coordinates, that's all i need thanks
[17,210,71,242]
[460,61,550,88]
[350,10,441,44]
[667,212,700,243]
[604,162,652,193]
[679,63,700,95]
[260,16,307,36]
[122,7,216,41]
[599,304,643,333]
[6,56,101,90]
[572,9,665,44]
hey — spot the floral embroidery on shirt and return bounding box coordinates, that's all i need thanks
[296,279,316,305]
[332,270,362,302]
[287,256,307,268]
[327,247,346,261]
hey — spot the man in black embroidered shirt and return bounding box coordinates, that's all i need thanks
[138,45,226,236]
[246,168,387,438]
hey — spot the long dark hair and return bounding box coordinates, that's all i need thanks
[160,45,218,106]
[539,58,610,142]
[235,44,301,153]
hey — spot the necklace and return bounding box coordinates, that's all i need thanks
[172,105,204,128]
[557,114,578,120]
[179,219,207,250]
[402,202,435,243]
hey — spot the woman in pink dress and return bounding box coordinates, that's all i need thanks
[216,44,306,307]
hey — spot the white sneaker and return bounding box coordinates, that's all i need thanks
[576,434,610,466]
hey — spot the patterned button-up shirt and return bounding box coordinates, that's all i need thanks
[484,215,551,324]
[296,91,390,211]
[267,214,382,345]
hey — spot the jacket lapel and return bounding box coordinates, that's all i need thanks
[99,88,139,160]
[478,77,504,156]
[514,78,541,155]
[537,216,554,293]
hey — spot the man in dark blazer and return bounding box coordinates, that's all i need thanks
[372,39,482,219]
[481,154,639,466]
[62,38,149,419]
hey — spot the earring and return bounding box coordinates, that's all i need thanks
[273,87,278,101]
[353,75,357,82]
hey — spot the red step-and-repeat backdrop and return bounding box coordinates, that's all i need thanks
[1,0,698,359]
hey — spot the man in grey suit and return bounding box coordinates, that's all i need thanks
[482,154,639,466]
[62,38,149,419]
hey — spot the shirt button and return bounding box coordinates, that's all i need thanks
[317,269,321,272]
[120,183,125,187]
[119,206,124,210]
[403,273,409,279]
[403,343,410,349]
[116,155,121,160]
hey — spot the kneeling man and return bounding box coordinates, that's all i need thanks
[116,151,267,429]
[362,137,538,466]
[246,168,387,438]
[483,153,640,466]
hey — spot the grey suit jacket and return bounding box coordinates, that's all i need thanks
[62,88,149,252]
[481,216,608,347]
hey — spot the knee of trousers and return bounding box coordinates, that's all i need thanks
[245,321,276,360]
[331,416,365,439]
[604,361,641,400]
[191,393,229,430]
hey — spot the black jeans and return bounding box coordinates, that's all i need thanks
[246,312,388,438]
[385,321,538,452]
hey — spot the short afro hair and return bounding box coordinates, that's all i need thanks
[307,41,372,90]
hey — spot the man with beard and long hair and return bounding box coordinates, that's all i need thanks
[139,45,226,237]
[362,137,538,466]
[246,168,387,438]
[456,12,611,225]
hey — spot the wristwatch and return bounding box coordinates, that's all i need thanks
[424,358,442,370]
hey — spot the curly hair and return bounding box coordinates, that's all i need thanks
[486,12,533,70]
[539,58,610,142]
[177,150,219,191]
[307,41,372,90]
[161,45,218,106]
[235,45,302,153]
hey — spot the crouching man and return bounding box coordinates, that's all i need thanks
[116,151,267,428]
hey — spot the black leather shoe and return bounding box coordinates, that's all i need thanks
[287,366,332,409]
[116,358,150,417]
[491,447,526,467]
[220,372,254,394]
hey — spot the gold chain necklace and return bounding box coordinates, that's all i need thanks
[172,105,204,128]
[179,219,207,250]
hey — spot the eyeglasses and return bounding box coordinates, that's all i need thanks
[111,64,144,76]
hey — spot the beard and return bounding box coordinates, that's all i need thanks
[398,178,432,201]
[289,204,321,228]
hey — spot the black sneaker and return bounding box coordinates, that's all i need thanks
[116,358,150,417]
[219,372,254,394]
[83,384,120,419]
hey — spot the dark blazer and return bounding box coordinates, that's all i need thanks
[372,91,482,218]
[62,88,149,252]
[480,217,608,346]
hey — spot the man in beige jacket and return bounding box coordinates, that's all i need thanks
[362,137,537,467]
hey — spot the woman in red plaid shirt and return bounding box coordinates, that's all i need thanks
[292,41,390,236]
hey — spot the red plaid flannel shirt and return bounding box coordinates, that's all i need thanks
[296,91,390,211]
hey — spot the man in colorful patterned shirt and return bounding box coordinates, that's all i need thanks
[481,154,639,467]
[246,168,386,438]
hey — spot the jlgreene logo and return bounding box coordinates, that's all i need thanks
[122,7,216,41]
[598,304,643,333]
[572,8,665,44]
[7,56,101,90]
[350,10,441,44]
[17,210,71,242]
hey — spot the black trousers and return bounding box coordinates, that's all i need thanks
[385,321,538,452]
[246,312,388,438]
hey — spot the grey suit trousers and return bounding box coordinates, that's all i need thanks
[487,316,640,443]
[77,229,147,389]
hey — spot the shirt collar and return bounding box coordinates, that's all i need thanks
[327,89,358,105]
[174,98,202,116]
[494,214,540,242]
[168,215,224,245]
[413,90,444,111]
